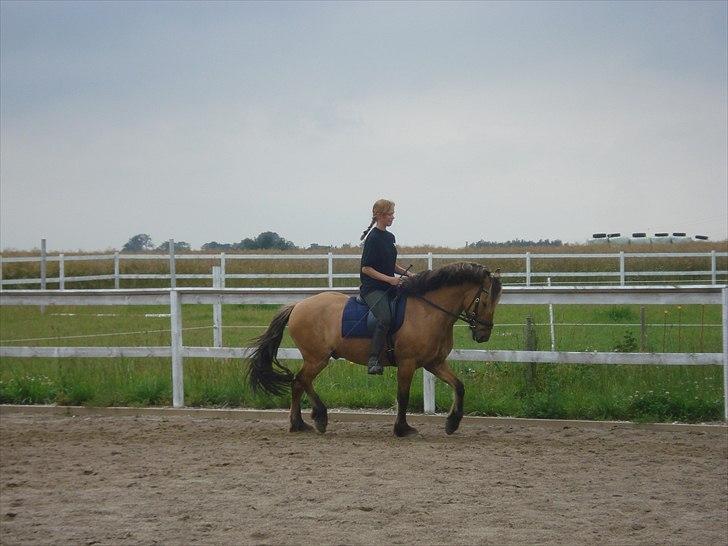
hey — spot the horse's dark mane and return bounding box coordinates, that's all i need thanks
[402,262,501,297]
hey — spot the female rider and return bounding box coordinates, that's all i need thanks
[359,199,413,375]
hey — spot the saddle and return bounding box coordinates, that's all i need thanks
[341,295,407,339]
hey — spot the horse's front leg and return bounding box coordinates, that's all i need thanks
[426,361,465,435]
[393,360,418,437]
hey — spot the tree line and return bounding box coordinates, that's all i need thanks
[122,233,564,252]
[122,232,320,252]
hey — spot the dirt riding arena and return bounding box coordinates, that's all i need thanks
[1,407,726,545]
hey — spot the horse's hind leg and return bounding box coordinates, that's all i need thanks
[290,356,329,433]
[425,361,465,435]
[290,372,313,432]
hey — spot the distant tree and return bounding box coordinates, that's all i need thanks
[201,241,233,251]
[465,238,563,248]
[234,232,297,250]
[256,231,296,250]
[308,243,331,250]
[235,238,258,250]
[155,241,191,252]
[122,234,154,252]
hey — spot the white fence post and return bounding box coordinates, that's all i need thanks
[722,287,727,421]
[548,277,555,351]
[220,253,226,288]
[59,254,65,291]
[114,252,120,289]
[327,252,334,288]
[213,266,223,348]
[619,251,626,286]
[711,251,717,285]
[423,252,436,414]
[170,289,184,407]
[40,239,47,313]
[168,239,176,288]
[525,252,531,287]
[40,238,47,291]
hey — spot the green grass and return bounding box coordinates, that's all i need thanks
[0,303,724,422]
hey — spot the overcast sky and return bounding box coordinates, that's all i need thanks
[1,0,726,251]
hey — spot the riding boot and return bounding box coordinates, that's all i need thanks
[367,322,388,375]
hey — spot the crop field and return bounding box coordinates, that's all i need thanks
[0,301,724,423]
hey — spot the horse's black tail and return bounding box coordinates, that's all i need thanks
[245,304,295,397]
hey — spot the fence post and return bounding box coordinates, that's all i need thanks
[170,289,184,408]
[547,277,555,351]
[525,252,531,287]
[212,266,223,348]
[40,239,47,313]
[327,252,334,288]
[640,306,647,352]
[220,253,226,288]
[711,251,717,285]
[40,238,47,290]
[423,252,436,414]
[114,252,120,289]
[722,287,727,421]
[524,315,538,388]
[619,251,625,286]
[169,239,176,288]
[59,254,65,290]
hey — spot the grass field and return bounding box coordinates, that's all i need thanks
[1,302,724,422]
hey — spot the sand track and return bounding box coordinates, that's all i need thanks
[1,408,726,545]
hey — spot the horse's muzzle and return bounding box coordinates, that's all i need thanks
[472,330,492,343]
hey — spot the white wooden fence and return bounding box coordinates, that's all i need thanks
[1,285,726,420]
[1,239,726,288]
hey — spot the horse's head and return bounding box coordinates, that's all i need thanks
[465,269,502,343]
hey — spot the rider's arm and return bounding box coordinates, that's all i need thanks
[361,266,399,286]
[395,264,413,277]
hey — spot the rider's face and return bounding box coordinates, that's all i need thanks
[379,210,395,226]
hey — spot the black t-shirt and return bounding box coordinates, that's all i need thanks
[360,228,397,296]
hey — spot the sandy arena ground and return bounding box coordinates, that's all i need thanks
[1,407,726,545]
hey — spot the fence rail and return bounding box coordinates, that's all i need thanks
[1,285,727,419]
[1,239,726,288]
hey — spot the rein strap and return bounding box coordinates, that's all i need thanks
[411,286,493,329]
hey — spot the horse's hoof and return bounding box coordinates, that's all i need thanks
[445,416,461,435]
[289,421,314,433]
[311,408,328,433]
[393,424,418,437]
[314,421,327,433]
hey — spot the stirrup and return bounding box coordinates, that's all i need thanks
[367,357,383,375]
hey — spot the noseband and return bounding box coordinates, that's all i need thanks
[463,286,494,331]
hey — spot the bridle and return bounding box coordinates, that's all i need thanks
[412,283,494,333]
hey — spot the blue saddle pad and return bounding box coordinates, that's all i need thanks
[341,295,407,338]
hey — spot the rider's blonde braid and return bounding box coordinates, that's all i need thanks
[360,218,376,241]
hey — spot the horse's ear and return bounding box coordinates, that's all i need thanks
[493,268,501,279]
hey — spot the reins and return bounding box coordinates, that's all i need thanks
[410,284,494,330]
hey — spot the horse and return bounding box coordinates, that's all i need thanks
[245,262,503,437]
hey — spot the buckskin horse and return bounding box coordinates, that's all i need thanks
[246,262,502,437]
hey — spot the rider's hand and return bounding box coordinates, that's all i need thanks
[389,276,401,286]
